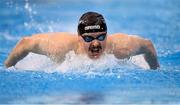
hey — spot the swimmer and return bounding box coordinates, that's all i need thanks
[4,12,160,69]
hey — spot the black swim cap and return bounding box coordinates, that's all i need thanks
[78,12,107,35]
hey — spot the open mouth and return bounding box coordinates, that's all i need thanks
[89,45,102,56]
[91,48,100,53]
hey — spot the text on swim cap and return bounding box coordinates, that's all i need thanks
[84,25,100,30]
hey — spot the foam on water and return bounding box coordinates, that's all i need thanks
[11,51,149,74]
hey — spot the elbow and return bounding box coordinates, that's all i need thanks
[142,39,156,55]
[144,40,153,51]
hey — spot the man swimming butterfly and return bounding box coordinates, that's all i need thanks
[5,12,160,69]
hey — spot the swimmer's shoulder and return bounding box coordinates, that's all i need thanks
[31,32,76,38]
[107,33,144,40]
[107,33,129,42]
[32,32,77,39]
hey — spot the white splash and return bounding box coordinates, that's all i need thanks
[13,51,149,73]
[130,54,150,70]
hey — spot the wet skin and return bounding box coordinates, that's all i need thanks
[4,32,160,69]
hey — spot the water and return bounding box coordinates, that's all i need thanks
[0,0,180,104]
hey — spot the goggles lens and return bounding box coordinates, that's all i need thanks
[82,34,106,42]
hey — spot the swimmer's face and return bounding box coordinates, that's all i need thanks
[79,32,107,59]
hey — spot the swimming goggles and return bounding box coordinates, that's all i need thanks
[81,33,106,42]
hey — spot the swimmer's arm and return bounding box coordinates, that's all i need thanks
[4,33,76,68]
[110,34,160,70]
[140,39,160,70]
[4,36,41,68]
[128,36,160,70]
[4,34,63,68]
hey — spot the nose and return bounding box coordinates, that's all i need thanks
[91,40,100,47]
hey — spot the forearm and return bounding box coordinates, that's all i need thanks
[143,40,160,69]
[4,37,36,67]
[5,48,29,68]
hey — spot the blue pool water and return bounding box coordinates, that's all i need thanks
[0,0,180,104]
